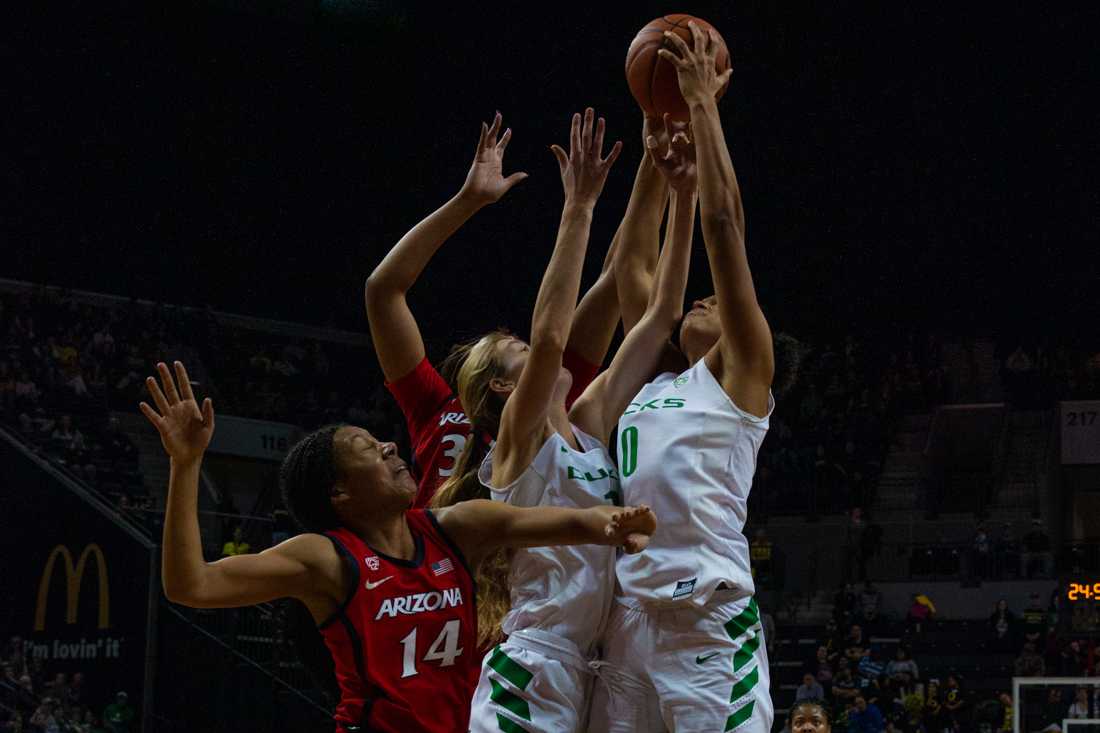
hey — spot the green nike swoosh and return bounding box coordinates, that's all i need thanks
[696,652,720,664]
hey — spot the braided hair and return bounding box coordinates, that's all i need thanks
[280,424,346,533]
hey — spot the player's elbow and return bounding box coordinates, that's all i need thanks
[700,209,743,242]
[162,568,210,607]
[529,320,568,355]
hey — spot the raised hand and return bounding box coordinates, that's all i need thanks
[657,22,732,108]
[459,111,529,206]
[550,107,623,207]
[139,361,214,465]
[646,113,697,192]
[604,505,657,554]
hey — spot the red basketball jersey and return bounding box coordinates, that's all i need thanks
[319,510,478,733]
[387,352,600,508]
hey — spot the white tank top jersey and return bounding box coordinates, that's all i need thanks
[478,425,618,655]
[615,357,773,608]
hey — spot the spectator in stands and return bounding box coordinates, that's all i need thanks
[1022,519,1053,578]
[835,584,858,626]
[886,647,919,682]
[220,526,251,557]
[844,624,867,664]
[750,528,774,586]
[848,695,886,733]
[1021,592,1046,646]
[14,369,39,409]
[971,522,991,581]
[833,666,860,706]
[859,580,882,625]
[763,608,777,658]
[814,646,835,688]
[30,697,59,733]
[1014,642,1045,677]
[797,672,826,703]
[50,414,86,452]
[905,594,935,636]
[858,647,886,692]
[997,692,1013,733]
[1067,686,1091,721]
[847,508,868,581]
[994,522,1018,579]
[823,618,844,662]
[989,598,1016,651]
[942,675,966,731]
[1036,687,1065,733]
[103,692,134,733]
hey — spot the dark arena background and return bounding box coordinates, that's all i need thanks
[2,2,1099,732]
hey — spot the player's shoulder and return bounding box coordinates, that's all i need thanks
[269,532,341,567]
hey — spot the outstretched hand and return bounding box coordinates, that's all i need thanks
[139,361,214,465]
[657,22,732,108]
[550,107,623,207]
[646,113,696,192]
[604,505,657,554]
[460,111,529,206]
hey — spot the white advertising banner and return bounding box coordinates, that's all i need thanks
[1061,400,1100,465]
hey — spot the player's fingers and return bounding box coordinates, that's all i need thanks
[603,139,623,168]
[487,111,502,141]
[706,28,719,56]
[657,48,688,70]
[593,117,606,157]
[580,107,594,154]
[550,145,568,175]
[569,113,582,156]
[138,401,163,429]
[663,31,691,59]
[157,362,180,404]
[687,21,706,54]
[173,361,195,403]
[502,171,529,191]
[717,67,733,88]
[146,375,170,414]
[477,121,488,151]
[201,397,215,430]
[496,127,512,154]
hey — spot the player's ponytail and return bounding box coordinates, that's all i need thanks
[431,329,513,645]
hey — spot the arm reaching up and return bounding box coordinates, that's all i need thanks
[660,24,773,416]
[140,362,343,619]
[365,112,528,382]
[493,108,622,483]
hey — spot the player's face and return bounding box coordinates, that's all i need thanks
[680,295,721,357]
[791,706,830,733]
[332,426,416,509]
[493,337,571,397]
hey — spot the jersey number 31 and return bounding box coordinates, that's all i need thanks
[399,619,463,678]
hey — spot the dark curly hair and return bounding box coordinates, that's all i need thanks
[280,424,346,533]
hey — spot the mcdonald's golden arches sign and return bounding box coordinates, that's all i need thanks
[34,544,110,631]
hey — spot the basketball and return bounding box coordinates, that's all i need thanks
[625,14,730,122]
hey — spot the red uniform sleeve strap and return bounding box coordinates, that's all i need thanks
[385,357,456,441]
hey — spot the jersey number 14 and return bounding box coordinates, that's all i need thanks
[399,619,464,678]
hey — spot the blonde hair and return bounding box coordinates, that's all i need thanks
[432,329,513,646]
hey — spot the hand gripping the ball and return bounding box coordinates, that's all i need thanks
[658,22,733,109]
[603,505,658,554]
[550,107,623,208]
[646,113,697,193]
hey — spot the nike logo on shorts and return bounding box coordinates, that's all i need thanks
[696,652,720,664]
[365,576,393,590]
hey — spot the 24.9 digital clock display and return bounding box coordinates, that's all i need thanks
[1067,582,1100,601]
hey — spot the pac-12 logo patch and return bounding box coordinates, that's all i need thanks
[365,555,380,572]
[673,375,688,387]
[672,578,697,600]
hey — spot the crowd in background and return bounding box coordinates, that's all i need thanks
[0,637,134,733]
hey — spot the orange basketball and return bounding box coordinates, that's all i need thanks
[625,14,730,122]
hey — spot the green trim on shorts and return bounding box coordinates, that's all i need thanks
[722,597,763,730]
[488,645,534,690]
[725,700,755,730]
[494,713,531,733]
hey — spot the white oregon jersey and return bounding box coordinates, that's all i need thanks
[478,425,618,654]
[615,357,773,608]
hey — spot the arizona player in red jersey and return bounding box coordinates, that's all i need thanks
[365,111,666,508]
[142,361,656,733]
